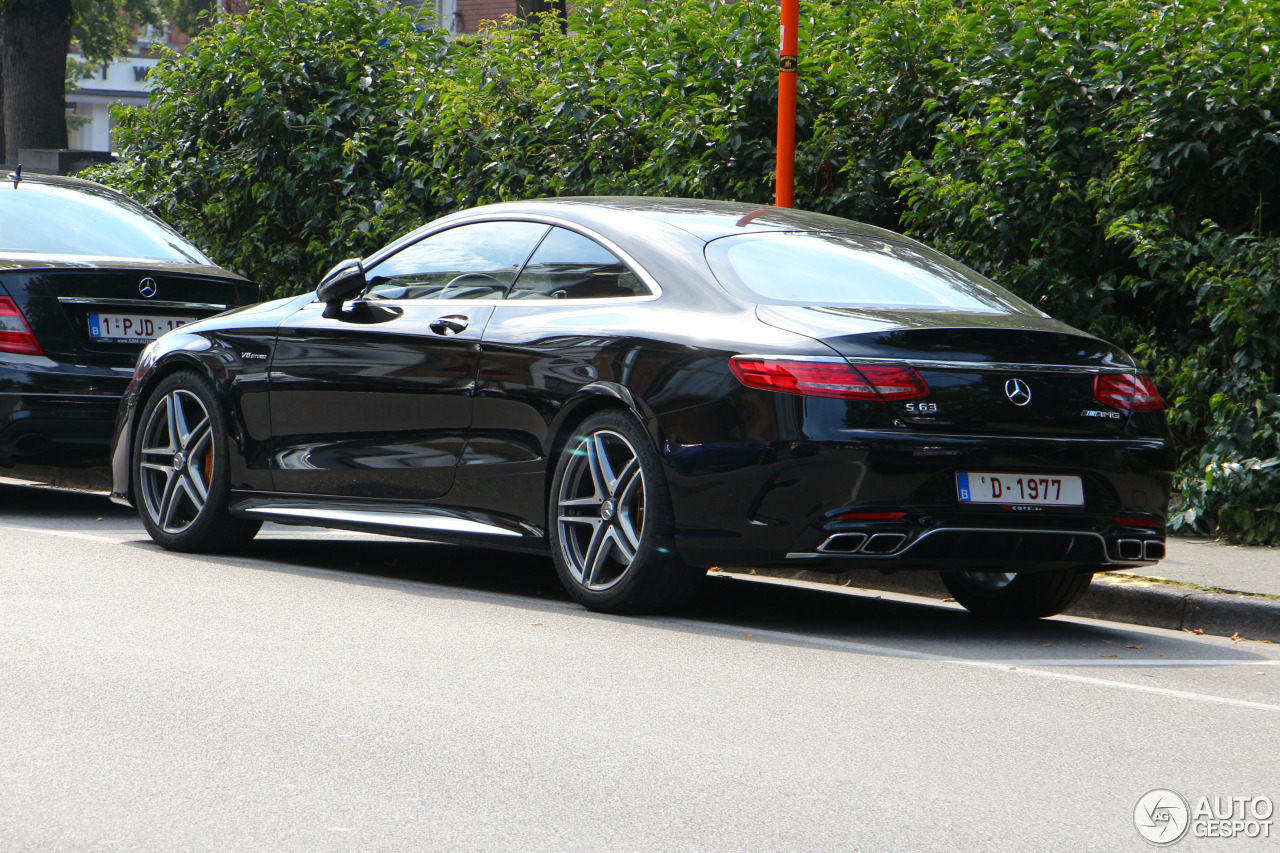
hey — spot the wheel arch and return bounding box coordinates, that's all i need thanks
[120,350,234,506]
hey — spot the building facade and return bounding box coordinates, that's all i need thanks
[66,24,191,153]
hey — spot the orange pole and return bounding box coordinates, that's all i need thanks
[775,0,799,207]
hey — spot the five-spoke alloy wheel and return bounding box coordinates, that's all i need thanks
[138,387,214,535]
[549,409,703,613]
[133,372,260,552]
[555,428,648,592]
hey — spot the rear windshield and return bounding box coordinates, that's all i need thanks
[705,231,1037,314]
[0,182,212,264]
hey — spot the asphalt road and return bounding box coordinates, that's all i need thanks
[2,483,1278,852]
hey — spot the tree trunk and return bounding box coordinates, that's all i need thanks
[3,0,74,164]
[517,0,566,28]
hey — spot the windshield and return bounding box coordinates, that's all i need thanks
[705,232,1037,314]
[0,182,213,264]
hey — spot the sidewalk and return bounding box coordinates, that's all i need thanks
[728,537,1280,642]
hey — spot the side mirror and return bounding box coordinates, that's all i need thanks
[316,258,368,306]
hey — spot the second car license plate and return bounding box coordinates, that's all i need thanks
[88,313,196,343]
[956,472,1084,507]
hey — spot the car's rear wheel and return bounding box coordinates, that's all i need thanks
[133,372,260,552]
[940,567,1094,619]
[549,409,703,613]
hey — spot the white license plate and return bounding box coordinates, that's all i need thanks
[88,313,196,343]
[956,472,1084,507]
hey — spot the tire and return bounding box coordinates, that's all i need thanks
[548,409,704,614]
[940,568,1094,619]
[132,371,261,553]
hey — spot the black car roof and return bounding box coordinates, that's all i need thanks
[437,196,913,245]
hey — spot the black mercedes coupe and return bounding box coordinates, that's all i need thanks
[1,172,260,481]
[109,198,1175,618]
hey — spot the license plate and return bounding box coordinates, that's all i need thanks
[88,313,196,343]
[956,472,1084,507]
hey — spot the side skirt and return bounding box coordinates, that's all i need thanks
[229,492,549,554]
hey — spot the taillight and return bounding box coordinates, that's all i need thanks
[0,296,43,355]
[729,357,928,400]
[1095,373,1162,411]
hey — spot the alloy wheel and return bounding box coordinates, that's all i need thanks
[556,429,647,591]
[138,388,214,534]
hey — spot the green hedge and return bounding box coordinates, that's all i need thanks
[89,0,1280,543]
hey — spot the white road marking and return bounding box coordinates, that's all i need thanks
[0,524,123,544]
[5,522,1279,713]
[641,617,1280,712]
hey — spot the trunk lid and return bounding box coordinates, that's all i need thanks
[0,259,260,367]
[757,305,1138,436]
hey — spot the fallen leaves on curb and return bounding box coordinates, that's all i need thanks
[1102,654,1118,658]
[1231,632,1247,644]
[1126,644,1142,649]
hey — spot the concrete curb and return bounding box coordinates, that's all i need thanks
[725,567,1280,642]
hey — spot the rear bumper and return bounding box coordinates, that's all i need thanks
[0,356,133,466]
[663,430,1174,570]
[0,389,126,468]
[785,518,1165,571]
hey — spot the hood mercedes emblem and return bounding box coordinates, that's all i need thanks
[1004,377,1032,407]
[139,277,158,298]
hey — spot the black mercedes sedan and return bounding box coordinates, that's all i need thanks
[1,171,261,481]
[109,198,1175,618]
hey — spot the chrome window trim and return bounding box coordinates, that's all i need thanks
[360,213,664,304]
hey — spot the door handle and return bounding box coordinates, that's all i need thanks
[430,315,469,336]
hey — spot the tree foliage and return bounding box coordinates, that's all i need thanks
[90,0,1280,542]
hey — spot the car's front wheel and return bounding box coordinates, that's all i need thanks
[549,409,704,613]
[940,568,1094,619]
[133,371,260,552]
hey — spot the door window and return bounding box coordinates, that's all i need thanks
[507,227,649,300]
[364,221,549,300]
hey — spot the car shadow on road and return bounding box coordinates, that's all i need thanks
[5,481,1267,663]
[116,532,1273,665]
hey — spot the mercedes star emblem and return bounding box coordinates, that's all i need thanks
[139,277,158,298]
[1004,377,1032,407]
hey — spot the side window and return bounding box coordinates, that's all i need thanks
[364,221,549,300]
[507,227,650,300]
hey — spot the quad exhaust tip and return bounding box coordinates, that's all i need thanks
[1143,540,1166,561]
[863,533,907,554]
[818,533,867,553]
[818,532,908,555]
[1117,539,1143,560]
